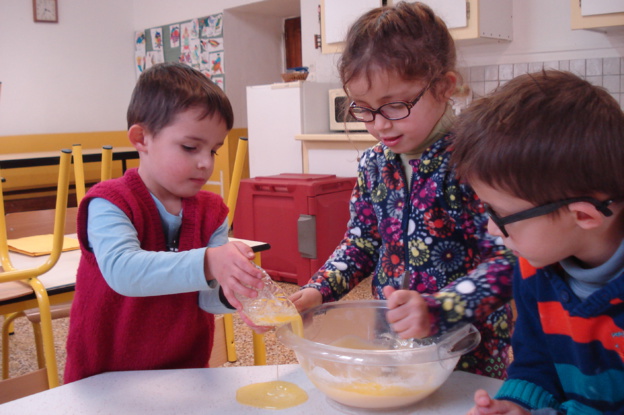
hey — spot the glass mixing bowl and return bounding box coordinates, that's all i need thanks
[276,300,480,411]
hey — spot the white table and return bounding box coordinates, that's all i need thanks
[7,248,80,291]
[0,245,80,315]
[0,364,502,414]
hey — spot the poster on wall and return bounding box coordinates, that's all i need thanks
[169,24,180,48]
[200,13,223,37]
[134,31,146,77]
[150,27,164,50]
[139,13,226,90]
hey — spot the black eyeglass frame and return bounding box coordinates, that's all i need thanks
[484,196,616,238]
[348,84,430,123]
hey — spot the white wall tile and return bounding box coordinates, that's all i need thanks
[603,75,620,93]
[559,60,570,72]
[610,93,620,105]
[499,64,514,80]
[471,81,485,98]
[586,76,603,87]
[570,59,586,77]
[529,61,543,73]
[603,57,620,75]
[621,75,624,95]
[484,65,499,81]
[484,81,499,94]
[543,61,559,70]
[470,66,485,82]
[586,58,603,76]
[513,63,528,77]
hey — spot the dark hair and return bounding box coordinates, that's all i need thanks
[452,70,624,205]
[338,1,457,99]
[127,62,233,134]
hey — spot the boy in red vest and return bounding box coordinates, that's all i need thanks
[65,63,264,383]
[452,70,624,414]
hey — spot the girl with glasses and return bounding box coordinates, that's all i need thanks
[290,1,515,379]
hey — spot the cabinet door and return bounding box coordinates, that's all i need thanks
[321,0,382,54]
[571,0,624,29]
[581,0,624,16]
[413,0,468,29]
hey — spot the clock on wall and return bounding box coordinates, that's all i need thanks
[33,0,58,23]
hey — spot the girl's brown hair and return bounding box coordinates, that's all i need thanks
[127,62,233,135]
[338,1,457,99]
[452,70,624,205]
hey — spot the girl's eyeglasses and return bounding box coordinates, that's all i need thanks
[348,84,430,123]
[484,196,616,238]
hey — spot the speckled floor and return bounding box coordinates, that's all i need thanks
[1,278,372,384]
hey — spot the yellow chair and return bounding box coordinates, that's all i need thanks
[72,144,114,205]
[223,137,268,366]
[0,149,71,394]
[1,207,78,374]
[1,144,115,384]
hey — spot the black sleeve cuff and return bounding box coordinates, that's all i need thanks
[219,286,236,310]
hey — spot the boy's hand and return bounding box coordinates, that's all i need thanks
[289,287,322,312]
[466,390,531,415]
[383,286,430,339]
[204,241,263,310]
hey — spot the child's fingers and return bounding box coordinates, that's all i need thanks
[474,389,492,407]
[229,241,256,260]
[385,290,430,338]
[289,288,322,312]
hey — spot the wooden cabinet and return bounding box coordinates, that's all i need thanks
[410,0,512,42]
[321,0,512,54]
[571,0,624,30]
[320,0,381,54]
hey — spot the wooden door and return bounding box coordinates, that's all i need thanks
[284,17,302,69]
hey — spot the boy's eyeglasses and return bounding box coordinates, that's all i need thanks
[484,196,616,238]
[348,85,430,123]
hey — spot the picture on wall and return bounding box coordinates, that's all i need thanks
[169,24,180,48]
[137,13,226,90]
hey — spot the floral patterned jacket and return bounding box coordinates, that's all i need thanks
[304,134,516,378]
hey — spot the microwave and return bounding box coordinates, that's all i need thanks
[328,88,367,132]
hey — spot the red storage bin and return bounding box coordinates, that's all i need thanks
[233,173,356,286]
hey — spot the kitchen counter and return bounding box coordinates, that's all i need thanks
[295,133,377,176]
[0,364,502,414]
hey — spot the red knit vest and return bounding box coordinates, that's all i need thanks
[64,168,228,383]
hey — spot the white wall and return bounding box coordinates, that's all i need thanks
[0,0,622,137]
[0,0,135,136]
[455,0,624,68]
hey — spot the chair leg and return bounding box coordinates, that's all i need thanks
[2,312,22,379]
[2,315,14,335]
[31,322,45,369]
[253,332,267,366]
[223,314,237,362]
[28,279,59,389]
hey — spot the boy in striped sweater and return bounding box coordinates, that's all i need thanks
[451,70,624,414]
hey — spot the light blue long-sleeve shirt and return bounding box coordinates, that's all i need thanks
[87,195,233,314]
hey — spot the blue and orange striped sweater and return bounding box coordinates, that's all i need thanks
[496,259,624,414]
